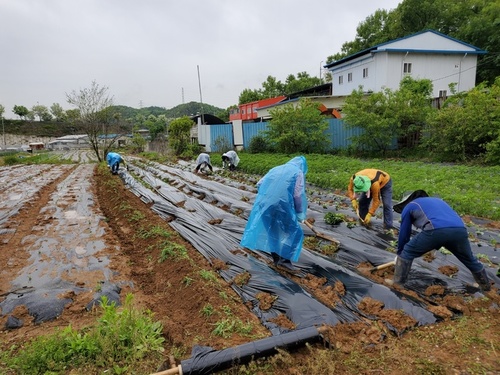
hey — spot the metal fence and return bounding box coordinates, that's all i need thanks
[202,119,390,152]
[241,119,364,150]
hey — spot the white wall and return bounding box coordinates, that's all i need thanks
[198,121,211,152]
[332,51,477,97]
[331,55,376,96]
[232,120,243,148]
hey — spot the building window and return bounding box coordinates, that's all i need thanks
[363,68,368,78]
[339,75,343,84]
[403,62,412,74]
[439,90,447,98]
[348,73,352,82]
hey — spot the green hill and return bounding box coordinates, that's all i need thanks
[112,101,227,122]
[3,101,228,137]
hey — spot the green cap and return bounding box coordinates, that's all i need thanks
[353,175,371,193]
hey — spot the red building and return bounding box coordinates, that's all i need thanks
[229,96,286,122]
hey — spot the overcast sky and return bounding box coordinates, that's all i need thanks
[0,0,401,119]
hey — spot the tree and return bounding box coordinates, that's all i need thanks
[168,116,194,156]
[285,72,322,94]
[31,104,51,122]
[50,103,66,122]
[13,105,29,120]
[326,9,396,65]
[131,132,147,153]
[266,98,329,154]
[342,87,399,153]
[261,76,286,98]
[66,80,115,162]
[66,109,80,123]
[239,88,263,105]
[239,73,325,105]
[424,78,500,163]
[342,77,435,153]
[394,76,434,148]
[216,107,230,123]
[458,0,500,85]
[0,104,4,118]
[143,114,167,141]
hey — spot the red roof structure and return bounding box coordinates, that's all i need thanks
[229,96,286,122]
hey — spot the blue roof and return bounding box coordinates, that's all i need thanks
[325,29,487,69]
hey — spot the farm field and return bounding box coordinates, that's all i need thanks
[1,151,499,375]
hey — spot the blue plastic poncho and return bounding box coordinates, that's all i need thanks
[106,152,123,167]
[240,156,308,262]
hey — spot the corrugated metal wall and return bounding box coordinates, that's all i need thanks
[326,118,364,149]
[209,124,234,152]
[241,119,363,150]
[206,119,389,151]
[242,122,269,149]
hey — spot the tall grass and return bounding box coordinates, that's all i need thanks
[1,151,73,165]
[1,294,164,374]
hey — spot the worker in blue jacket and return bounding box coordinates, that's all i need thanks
[106,152,126,175]
[389,190,490,291]
[240,156,308,272]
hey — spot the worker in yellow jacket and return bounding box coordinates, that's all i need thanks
[347,169,393,229]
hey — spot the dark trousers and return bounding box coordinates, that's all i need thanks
[400,227,484,274]
[195,162,213,173]
[358,179,393,228]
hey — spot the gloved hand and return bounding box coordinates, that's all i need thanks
[351,199,358,210]
[363,213,372,225]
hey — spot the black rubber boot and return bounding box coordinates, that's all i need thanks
[389,256,413,286]
[472,268,491,291]
[277,259,299,273]
[271,252,280,266]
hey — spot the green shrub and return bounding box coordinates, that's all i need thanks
[3,155,19,165]
[248,135,270,153]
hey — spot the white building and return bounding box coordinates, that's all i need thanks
[325,29,486,98]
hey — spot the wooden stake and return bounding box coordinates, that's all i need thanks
[304,220,340,246]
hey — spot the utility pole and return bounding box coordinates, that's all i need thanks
[2,116,4,148]
[197,65,205,125]
[319,61,324,82]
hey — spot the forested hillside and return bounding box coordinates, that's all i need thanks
[111,101,226,122]
[2,101,226,138]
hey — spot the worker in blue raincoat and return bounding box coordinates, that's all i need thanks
[106,152,126,175]
[240,156,308,271]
